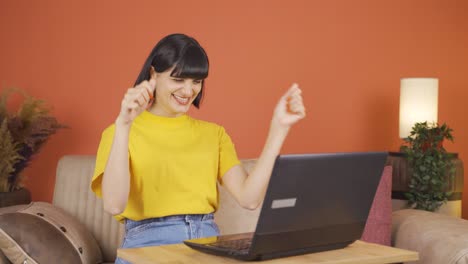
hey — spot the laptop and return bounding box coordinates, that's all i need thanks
[184,152,388,261]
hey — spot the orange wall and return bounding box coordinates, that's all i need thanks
[1,1,468,217]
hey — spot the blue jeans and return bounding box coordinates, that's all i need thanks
[115,213,219,264]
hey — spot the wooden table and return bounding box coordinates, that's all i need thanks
[117,240,418,264]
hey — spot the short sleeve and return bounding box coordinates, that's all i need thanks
[218,126,241,183]
[90,125,115,198]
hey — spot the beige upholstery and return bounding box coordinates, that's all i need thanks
[52,155,260,263]
[392,209,468,264]
[53,156,124,263]
[0,250,9,264]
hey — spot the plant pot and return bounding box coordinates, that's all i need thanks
[0,188,31,208]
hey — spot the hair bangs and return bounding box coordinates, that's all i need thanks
[171,45,209,80]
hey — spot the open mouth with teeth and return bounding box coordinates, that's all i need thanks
[172,94,191,106]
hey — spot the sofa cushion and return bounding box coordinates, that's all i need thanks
[361,165,392,246]
[393,209,468,264]
[54,155,124,262]
[0,249,11,264]
[0,202,102,264]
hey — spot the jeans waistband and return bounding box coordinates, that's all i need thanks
[125,213,214,231]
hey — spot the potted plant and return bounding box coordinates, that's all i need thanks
[400,121,456,211]
[0,88,65,207]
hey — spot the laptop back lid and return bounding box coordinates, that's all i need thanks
[250,152,388,257]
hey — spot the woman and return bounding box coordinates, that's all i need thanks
[91,33,305,263]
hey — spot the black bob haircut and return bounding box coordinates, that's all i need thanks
[134,33,209,108]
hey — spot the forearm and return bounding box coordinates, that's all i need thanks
[102,123,131,215]
[241,122,289,209]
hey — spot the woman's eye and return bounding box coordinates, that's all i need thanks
[173,78,184,82]
[194,80,202,84]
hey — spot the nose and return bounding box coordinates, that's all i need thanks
[181,81,194,96]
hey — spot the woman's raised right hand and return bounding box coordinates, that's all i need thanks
[115,79,156,127]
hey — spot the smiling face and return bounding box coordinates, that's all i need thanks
[149,66,203,117]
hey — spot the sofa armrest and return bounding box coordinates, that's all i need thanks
[392,209,468,264]
[0,249,11,264]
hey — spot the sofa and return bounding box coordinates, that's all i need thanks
[1,155,467,264]
[0,156,265,264]
[392,209,468,264]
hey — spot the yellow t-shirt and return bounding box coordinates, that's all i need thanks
[91,111,240,222]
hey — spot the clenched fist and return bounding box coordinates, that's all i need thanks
[272,83,306,128]
[116,79,156,126]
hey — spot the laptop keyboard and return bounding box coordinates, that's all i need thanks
[208,238,252,251]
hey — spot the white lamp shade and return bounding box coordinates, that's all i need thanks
[399,78,438,138]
